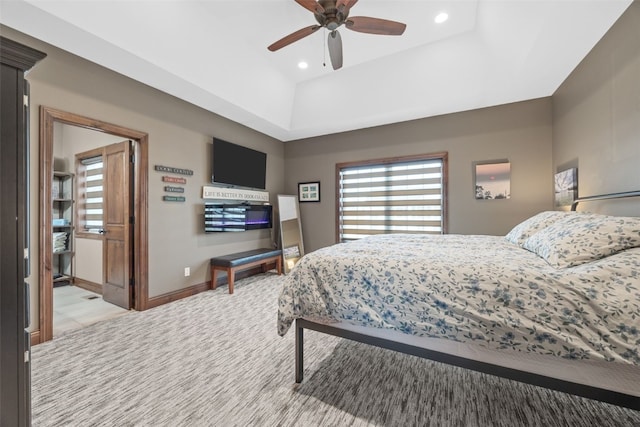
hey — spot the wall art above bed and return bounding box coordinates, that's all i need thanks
[554,167,578,207]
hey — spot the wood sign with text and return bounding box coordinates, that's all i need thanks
[163,196,186,202]
[162,176,187,184]
[154,165,193,175]
[164,186,185,193]
[156,164,189,201]
[202,186,269,202]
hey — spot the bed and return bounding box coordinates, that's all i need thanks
[277,191,640,409]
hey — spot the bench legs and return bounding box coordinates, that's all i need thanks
[211,255,282,295]
[211,267,234,293]
[228,267,236,294]
[261,259,283,275]
[211,268,219,290]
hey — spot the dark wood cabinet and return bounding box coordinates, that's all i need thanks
[1,36,45,427]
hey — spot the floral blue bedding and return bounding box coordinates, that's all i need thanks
[277,233,640,365]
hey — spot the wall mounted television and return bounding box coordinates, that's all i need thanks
[212,138,267,189]
[204,203,273,232]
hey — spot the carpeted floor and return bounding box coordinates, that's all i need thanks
[31,274,639,426]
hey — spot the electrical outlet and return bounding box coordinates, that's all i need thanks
[184,267,190,277]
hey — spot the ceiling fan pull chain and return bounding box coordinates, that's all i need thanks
[323,29,327,67]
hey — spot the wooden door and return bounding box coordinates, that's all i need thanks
[102,141,132,309]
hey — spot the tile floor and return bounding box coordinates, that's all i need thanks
[53,285,129,337]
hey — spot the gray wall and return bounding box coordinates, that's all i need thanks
[553,0,640,214]
[285,99,554,252]
[0,26,285,330]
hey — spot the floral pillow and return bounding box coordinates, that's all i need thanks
[522,213,640,268]
[504,211,574,246]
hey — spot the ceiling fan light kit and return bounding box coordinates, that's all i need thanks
[268,0,406,70]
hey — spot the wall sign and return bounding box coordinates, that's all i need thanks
[163,176,187,184]
[157,164,189,202]
[164,186,185,193]
[154,165,193,176]
[202,185,269,202]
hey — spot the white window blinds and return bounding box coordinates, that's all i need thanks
[338,155,446,242]
[78,157,104,231]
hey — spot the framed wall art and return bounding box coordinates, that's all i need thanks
[554,168,578,207]
[298,181,320,202]
[474,160,511,200]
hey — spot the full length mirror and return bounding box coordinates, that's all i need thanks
[277,194,304,273]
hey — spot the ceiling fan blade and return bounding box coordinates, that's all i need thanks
[327,30,343,70]
[336,0,358,13]
[268,25,321,51]
[346,16,406,36]
[295,0,325,14]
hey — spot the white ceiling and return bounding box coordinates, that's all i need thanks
[0,0,633,141]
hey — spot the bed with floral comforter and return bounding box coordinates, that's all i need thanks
[278,211,640,365]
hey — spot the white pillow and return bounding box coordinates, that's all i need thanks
[504,211,573,246]
[523,213,640,268]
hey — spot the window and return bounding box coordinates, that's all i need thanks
[336,153,448,242]
[76,153,104,235]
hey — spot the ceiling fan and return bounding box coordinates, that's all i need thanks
[268,0,406,70]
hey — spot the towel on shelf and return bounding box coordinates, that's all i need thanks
[53,231,68,253]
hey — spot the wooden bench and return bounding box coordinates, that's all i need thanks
[210,248,282,294]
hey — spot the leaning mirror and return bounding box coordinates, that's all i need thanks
[277,194,304,273]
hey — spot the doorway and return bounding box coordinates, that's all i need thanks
[38,106,149,344]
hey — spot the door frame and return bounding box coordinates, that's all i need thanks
[38,106,149,343]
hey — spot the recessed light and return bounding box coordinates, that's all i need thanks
[298,61,309,69]
[435,12,448,24]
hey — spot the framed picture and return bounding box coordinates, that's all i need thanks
[474,160,511,200]
[554,168,578,207]
[298,181,320,202]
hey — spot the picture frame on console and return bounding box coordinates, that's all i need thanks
[298,181,320,202]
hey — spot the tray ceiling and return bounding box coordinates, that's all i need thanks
[0,0,632,141]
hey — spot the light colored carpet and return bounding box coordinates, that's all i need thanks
[31,274,639,426]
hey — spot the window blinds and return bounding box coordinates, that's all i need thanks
[78,159,104,230]
[338,158,444,242]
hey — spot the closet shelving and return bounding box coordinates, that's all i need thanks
[52,171,74,286]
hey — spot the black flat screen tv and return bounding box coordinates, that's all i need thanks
[212,138,267,189]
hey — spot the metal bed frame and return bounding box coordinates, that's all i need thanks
[571,190,640,211]
[294,191,640,410]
